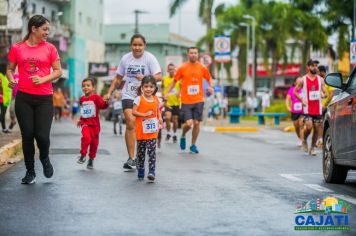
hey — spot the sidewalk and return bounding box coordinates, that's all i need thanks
[0,124,22,173]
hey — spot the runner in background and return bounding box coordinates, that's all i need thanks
[111,90,123,135]
[165,47,213,154]
[285,77,304,146]
[294,59,328,156]
[162,63,180,143]
[104,34,161,170]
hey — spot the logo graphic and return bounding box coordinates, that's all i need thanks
[294,196,351,231]
[23,57,40,74]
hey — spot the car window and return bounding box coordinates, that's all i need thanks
[349,71,356,90]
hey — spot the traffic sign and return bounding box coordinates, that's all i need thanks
[214,35,231,63]
[199,54,212,67]
[350,40,356,65]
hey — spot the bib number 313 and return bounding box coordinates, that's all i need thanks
[142,118,158,133]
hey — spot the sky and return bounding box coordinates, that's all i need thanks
[104,0,236,42]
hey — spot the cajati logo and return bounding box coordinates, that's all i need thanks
[294,196,351,231]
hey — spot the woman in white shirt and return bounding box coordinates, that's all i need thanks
[105,34,161,170]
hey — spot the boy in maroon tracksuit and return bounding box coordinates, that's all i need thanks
[77,78,109,169]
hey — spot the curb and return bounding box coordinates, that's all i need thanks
[0,139,22,168]
[202,126,258,133]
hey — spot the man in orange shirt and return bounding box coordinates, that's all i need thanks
[165,47,214,153]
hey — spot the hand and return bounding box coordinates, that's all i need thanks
[208,86,214,95]
[76,120,81,128]
[136,74,144,81]
[163,94,169,101]
[8,79,17,88]
[145,110,153,116]
[30,75,43,85]
[302,99,307,107]
[103,95,110,103]
[158,118,163,125]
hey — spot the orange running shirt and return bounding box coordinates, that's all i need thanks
[174,62,211,104]
[134,95,160,140]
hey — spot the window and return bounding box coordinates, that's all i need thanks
[120,33,126,40]
[42,7,45,14]
[32,3,36,14]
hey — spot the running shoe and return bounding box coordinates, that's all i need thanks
[138,168,145,180]
[180,137,186,150]
[77,155,86,164]
[316,138,323,149]
[309,147,317,156]
[40,158,54,178]
[189,145,199,154]
[301,141,308,153]
[172,136,177,143]
[123,158,136,170]
[147,170,155,183]
[165,134,171,141]
[87,159,94,169]
[21,171,36,184]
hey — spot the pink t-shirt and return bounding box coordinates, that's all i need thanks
[7,41,60,95]
[287,86,302,114]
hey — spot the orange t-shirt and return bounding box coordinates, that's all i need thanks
[134,95,160,140]
[174,62,211,104]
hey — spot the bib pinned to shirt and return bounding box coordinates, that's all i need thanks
[187,85,199,95]
[142,118,158,133]
[81,102,96,118]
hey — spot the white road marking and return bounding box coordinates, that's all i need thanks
[279,174,304,182]
[304,184,334,193]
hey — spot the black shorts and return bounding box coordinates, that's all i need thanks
[181,102,204,122]
[122,99,133,110]
[303,114,323,123]
[291,113,302,121]
[165,106,180,116]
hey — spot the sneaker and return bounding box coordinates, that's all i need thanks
[123,158,136,170]
[165,134,171,141]
[8,121,16,130]
[172,136,177,143]
[87,159,94,169]
[189,145,199,154]
[21,171,36,184]
[301,141,308,153]
[138,168,145,180]
[316,138,323,149]
[114,128,117,135]
[297,140,303,147]
[180,137,186,150]
[40,158,54,178]
[77,155,86,164]
[147,170,155,183]
[309,147,317,156]
[2,129,10,134]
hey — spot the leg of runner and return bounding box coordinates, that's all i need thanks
[165,110,172,141]
[180,119,192,150]
[297,116,304,145]
[190,120,200,154]
[113,113,118,135]
[302,119,313,153]
[172,114,178,143]
[310,121,322,156]
[123,109,136,170]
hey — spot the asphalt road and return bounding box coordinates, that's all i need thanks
[0,120,355,236]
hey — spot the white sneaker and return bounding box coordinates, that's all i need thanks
[309,147,317,156]
[301,141,308,153]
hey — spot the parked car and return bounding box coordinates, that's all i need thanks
[273,85,290,99]
[323,68,356,184]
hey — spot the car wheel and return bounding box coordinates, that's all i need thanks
[323,128,348,184]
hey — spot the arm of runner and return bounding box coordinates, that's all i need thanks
[97,95,109,109]
[153,72,162,82]
[164,80,177,100]
[132,104,153,117]
[321,80,329,100]
[294,79,305,105]
[5,61,18,88]
[31,60,62,85]
[105,74,123,101]
[285,94,292,112]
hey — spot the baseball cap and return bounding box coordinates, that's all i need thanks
[307,59,319,66]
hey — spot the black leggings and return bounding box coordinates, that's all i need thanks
[15,91,53,172]
[0,103,7,130]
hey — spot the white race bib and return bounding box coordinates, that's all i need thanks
[81,103,96,118]
[309,91,320,101]
[127,82,139,94]
[293,102,302,111]
[187,85,199,95]
[142,118,158,133]
[113,101,122,110]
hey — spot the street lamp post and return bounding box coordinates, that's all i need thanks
[134,10,147,34]
[239,22,250,95]
[243,15,256,96]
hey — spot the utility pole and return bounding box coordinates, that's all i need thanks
[134,9,147,34]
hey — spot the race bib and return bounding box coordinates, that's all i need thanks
[293,102,302,111]
[113,101,122,110]
[81,103,96,118]
[309,91,320,101]
[127,82,139,94]
[187,85,199,95]
[170,88,177,94]
[142,118,158,134]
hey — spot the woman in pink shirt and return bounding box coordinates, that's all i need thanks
[285,77,304,146]
[6,15,62,184]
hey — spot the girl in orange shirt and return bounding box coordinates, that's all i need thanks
[132,76,162,182]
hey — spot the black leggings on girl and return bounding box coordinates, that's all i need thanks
[136,139,156,172]
[15,91,53,172]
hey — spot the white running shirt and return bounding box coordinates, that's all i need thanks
[116,51,161,100]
